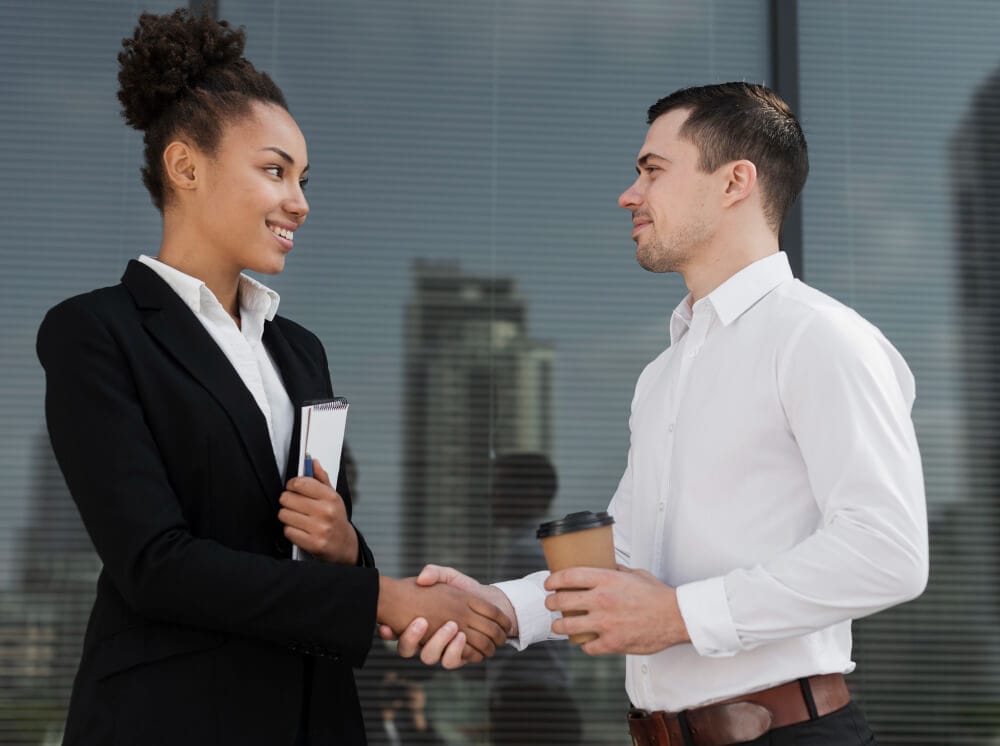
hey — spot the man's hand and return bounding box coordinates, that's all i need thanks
[415,565,518,636]
[380,565,517,669]
[278,459,359,564]
[377,576,511,665]
[544,565,690,655]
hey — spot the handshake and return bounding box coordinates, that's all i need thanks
[280,460,516,664]
[280,463,627,664]
[375,566,516,668]
[375,511,621,666]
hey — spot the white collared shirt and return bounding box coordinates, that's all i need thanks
[138,255,295,478]
[496,252,928,711]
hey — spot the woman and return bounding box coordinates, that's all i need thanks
[36,9,506,745]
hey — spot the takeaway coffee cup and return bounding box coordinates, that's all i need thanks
[536,511,616,644]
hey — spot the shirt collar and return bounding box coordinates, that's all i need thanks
[138,254,281,320]
[669,252,792,343]
[237,272,281,321]
[669,296,694,345]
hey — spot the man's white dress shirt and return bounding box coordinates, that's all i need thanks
[138,255,295,476]
[496,252,928,712]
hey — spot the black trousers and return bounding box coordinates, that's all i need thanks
[293,658,313,746]
[735,702,875,745]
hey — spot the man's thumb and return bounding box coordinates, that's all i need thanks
[416,564,447,586]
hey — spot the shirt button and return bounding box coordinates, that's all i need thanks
[658,503,665,512]
[668,423,675,433]
[641,664,648,674]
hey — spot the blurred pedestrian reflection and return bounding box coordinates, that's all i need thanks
[358,636,445,746]
[488,453,583,745]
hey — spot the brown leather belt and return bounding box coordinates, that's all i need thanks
[627,673,850,746]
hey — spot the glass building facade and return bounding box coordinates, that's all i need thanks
[1,1,997,743]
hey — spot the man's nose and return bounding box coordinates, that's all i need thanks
[618,180,642,209]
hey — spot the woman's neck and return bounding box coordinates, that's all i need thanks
[155,243,241,319]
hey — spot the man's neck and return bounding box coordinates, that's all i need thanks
[683,229,780,302]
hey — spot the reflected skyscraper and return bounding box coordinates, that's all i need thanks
[953,60,1000,536]
[402,261,553,579]
[848,61,1000,745]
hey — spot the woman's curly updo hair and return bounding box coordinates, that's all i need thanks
[117,9,288,211]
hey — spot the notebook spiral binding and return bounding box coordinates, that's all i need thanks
[309,398,348,411]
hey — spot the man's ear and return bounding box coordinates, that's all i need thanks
[162,140,200,193]
[721,159,757,207]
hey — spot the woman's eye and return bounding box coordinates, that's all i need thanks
[265,166,283,178]
[299,178,309,190]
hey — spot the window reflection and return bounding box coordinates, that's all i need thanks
[3,1,772,742]
[799,3,1000,742]
[488,453,582,746]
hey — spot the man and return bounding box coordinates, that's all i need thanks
[392,82,928,745]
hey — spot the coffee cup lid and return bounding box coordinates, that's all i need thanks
[536,510,614,539]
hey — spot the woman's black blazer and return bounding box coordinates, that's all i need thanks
[37,260,380,745]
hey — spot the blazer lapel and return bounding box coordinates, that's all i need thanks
[121,260,284,507]
[263,318,354,516]
[263,320,313,485]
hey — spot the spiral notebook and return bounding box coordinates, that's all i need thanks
[293,397,349,561]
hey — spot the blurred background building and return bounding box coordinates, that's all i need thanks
[403,261,553,580]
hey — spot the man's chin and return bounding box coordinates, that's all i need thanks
[636,249,674,274]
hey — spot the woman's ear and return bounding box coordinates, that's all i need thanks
[722,159,758,207]
[162,140,200,193]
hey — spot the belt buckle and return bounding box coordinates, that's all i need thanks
[627,707,672,746]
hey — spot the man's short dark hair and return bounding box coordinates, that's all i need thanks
[647,82,809,232]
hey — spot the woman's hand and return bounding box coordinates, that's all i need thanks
[278,458,359,564]
[378,567,517,668]
[376,576,511,662]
